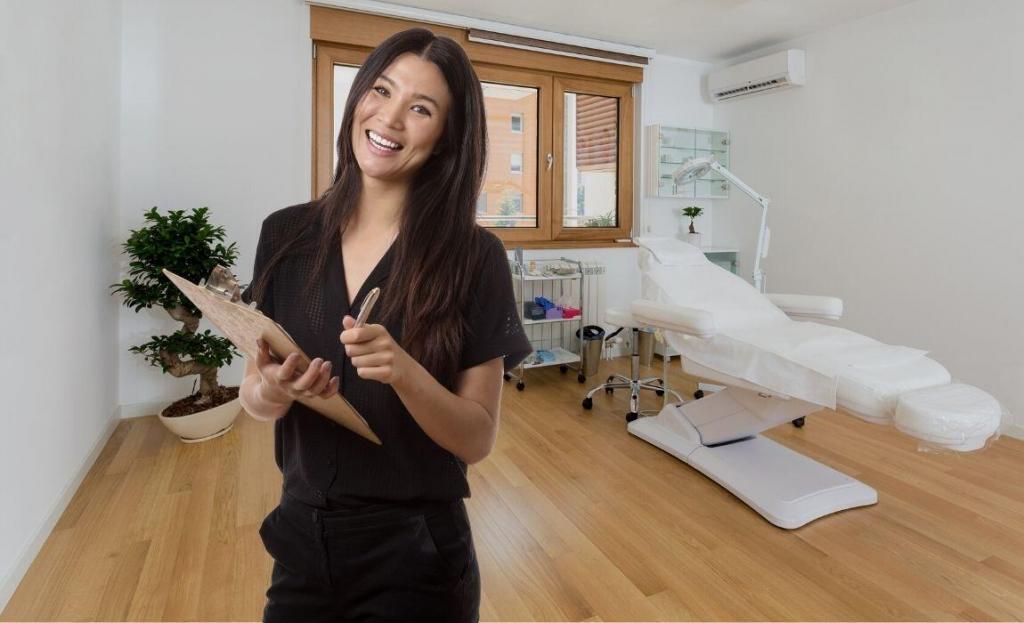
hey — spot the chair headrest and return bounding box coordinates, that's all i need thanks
[634,237,709,266]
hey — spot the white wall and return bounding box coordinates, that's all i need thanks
[712,0,1024,435]
[115,1,710,395]
[639,55,716,243]
[0,0,122,608]
[118,0,312,416]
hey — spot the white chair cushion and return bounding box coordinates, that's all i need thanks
[635,237,708,266]
[606,307,639,328]
[837,356,951,423]
[894,383,1002,451]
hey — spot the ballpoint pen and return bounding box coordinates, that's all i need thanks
[353,287,381,328]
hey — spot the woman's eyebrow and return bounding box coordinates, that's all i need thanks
[379,74,440,108]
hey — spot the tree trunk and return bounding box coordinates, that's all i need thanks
[196,367,220,405]
[158,348,220,398]
[166,304,200,334]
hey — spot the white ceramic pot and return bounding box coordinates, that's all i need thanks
[158,396,242,443]
[686,232,703,247]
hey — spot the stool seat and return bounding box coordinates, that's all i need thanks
[606,307,641,328]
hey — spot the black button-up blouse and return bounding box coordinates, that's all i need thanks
[241,202,532,509]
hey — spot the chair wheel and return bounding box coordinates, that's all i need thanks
[503,372,511,381]
[607,376,616,384]
[577,373,586,383]
[516,381,525,391]
[582,397,593,410]
[560,364,568,373]
[656,390,665,396]
[694,390,705,399]
[605,387,614,394]
[792,417,806,428]
[626,412,639,423]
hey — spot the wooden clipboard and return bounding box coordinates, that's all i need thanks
[162,267,381,445]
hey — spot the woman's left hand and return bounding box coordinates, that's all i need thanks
[339,315,414,385]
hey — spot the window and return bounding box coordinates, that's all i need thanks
[311,6,642,247]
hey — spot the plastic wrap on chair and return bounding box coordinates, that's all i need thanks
[894,383,1003,452]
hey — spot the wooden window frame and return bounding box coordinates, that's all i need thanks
[310,6,640,249]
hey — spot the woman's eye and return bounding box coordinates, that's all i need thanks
[373,85,388,97]
[412,105,431,117]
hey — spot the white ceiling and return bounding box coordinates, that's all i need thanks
[386,0,916,62]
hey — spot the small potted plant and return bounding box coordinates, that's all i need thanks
[111,206,244,443]
[681,205,704,247]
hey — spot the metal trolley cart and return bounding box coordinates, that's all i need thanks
[504,255,587,391]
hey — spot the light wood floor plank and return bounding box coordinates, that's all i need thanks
[3,355,1024,621]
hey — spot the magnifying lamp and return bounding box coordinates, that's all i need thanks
[673,156,771,292]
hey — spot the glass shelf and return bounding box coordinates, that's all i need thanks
[646,125,730,199]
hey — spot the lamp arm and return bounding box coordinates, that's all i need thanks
[709,161,770,292]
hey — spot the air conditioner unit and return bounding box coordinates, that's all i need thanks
[708,49,806,102]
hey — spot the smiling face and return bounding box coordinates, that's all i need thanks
[351,52,452,187]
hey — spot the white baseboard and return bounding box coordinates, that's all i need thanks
[0,413,121,613]
[1002,422,1024,441]
[117,400,166,420]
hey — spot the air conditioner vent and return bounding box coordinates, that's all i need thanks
[708,50,805,103]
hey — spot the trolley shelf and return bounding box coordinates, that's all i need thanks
[519,273,581,281]
[522,347,581,370]
[522,316,582,325]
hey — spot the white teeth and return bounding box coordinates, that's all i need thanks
[368,130,401,150]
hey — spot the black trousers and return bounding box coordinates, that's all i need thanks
[260,488,480,622]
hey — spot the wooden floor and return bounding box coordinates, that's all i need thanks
[5,356,1024,621]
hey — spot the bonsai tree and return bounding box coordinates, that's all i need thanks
[682,206,704,233]
[111,207,242,413]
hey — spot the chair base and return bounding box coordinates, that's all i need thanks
[584,374,683,420]
[582,324,682,420]
[627,401,877,529]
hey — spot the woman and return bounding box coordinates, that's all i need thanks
[238,28,532,622]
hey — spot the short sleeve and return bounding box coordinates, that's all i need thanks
[240,218,276,321]
[459,234,532,373]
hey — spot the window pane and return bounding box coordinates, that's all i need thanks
[563,92,618,228]
[478,82,537,229]
[333,64,361,172]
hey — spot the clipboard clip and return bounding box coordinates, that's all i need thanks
[201,265,245,304]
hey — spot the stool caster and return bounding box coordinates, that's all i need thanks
[516,381,525,391]
[503,373,511,381]
[577,373,586,384]
[605,387,614,394]
[656,390,665,396]
[626,412,639,423]
[582,397,593,410]
[694,389,705,399]
[560,364,568,373]
[792,417,805,428]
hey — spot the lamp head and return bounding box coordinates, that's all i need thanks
[672,155,715,185]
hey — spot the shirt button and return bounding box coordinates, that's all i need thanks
[314,489,324,498]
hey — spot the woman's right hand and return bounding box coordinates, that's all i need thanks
[255,338,340,405]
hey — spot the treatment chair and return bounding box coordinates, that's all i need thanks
[626,237,1003,529]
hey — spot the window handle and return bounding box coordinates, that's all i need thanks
[546,153,553,171]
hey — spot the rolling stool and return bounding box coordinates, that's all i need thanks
[581,307,682,422]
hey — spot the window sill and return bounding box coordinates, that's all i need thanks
[498,239,637,250]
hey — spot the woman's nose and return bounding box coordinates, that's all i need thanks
[377,99,405,129]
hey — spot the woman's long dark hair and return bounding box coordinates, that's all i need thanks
[250,28,489,390]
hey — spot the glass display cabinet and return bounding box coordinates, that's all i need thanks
[645,125,730,199]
